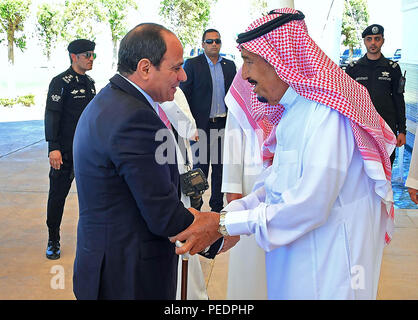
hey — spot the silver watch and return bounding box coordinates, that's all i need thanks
[218,211,229,237]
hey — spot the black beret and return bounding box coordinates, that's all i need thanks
[362,24,384,38]
[67,39,96,54]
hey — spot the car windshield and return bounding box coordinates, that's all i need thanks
[341,48,362,56]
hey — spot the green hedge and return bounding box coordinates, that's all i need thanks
[0,94,35,107]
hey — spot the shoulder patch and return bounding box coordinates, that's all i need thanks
[51,95,61,102]
[392,62,398,68]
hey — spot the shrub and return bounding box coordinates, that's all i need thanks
[0,94,35,107]
[17,94,35,107]
[0,98,17,107]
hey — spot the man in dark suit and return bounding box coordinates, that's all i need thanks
[180,29,237,213]
[72,23,222,300]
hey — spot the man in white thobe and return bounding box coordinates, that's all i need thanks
[405,135,418,204]
[171,8,397,300]
[224,85,387,299]
[221,68,268,299]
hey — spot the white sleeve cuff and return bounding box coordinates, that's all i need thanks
[223,191,262,212]
[221,182,243,194]
[224,209,252,236]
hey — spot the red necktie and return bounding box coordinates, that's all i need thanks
[157,104,172,130]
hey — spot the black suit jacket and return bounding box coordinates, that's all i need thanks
[180,54,236,132]
[73,74,221,300]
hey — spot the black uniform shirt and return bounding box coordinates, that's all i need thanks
[44,66,96,155]
[345,54,406,135]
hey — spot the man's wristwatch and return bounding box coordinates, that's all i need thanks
[218,211,229,237]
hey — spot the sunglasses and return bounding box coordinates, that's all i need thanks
[78,52,96,59]
[204,38,221,44]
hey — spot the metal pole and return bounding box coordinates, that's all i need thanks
[181,259,189,300]
[176,240,190,300]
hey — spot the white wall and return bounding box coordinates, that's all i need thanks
[367,0,403,58]
[265,0,294,9]
[295,0,344,63]
[401,0,418,64]
[207,0,253,66]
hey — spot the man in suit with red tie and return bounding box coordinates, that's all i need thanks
[72,23,222,300]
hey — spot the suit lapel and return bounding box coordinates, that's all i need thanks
[109,74,156,114]
[110,74,181,185]
[199,55,213,92]
[220,59,230,94]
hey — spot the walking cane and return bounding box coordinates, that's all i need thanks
[176,240,189,300]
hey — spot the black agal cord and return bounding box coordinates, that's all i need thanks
[236,10,305,44]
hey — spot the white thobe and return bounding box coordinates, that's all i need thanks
[223,87,389,299]
[222,111,264,195]
[160,89,208,300]
[405,134,418,189]
[221,110,267,299]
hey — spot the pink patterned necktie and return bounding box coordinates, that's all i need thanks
[157,104,172,130]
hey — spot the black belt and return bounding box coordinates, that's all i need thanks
[209,117,226,123]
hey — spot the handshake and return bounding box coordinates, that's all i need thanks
[169,207,240,256]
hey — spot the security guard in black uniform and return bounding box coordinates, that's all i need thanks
[44,39,96,259]
[346,24,406,165]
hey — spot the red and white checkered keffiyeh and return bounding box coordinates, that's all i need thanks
[238,8,396,244]
[226,67,276,165]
